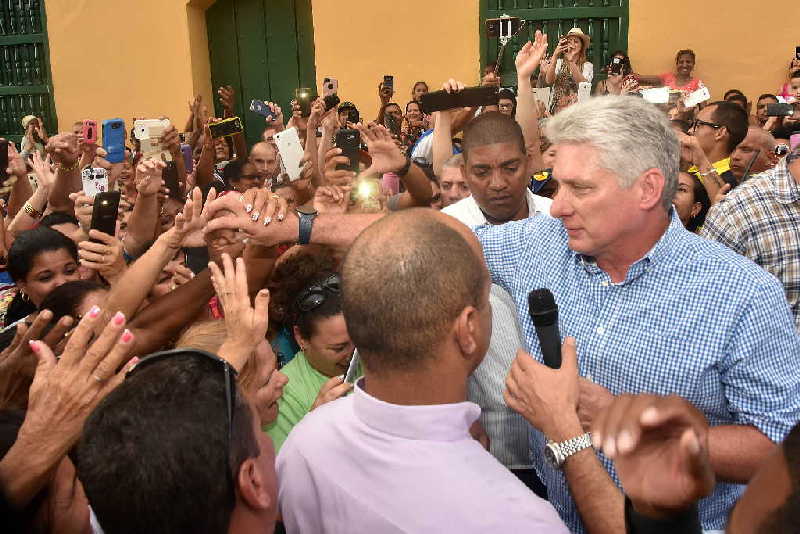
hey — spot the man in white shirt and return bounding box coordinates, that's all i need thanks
[442,111,551,493]
[277,209,568,533]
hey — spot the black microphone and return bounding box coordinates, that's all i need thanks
[528,288,561,369]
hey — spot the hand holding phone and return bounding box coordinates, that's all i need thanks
[249,99,276,121]
[335,129,360,172]
[208,117,244,138]
[82,120,98,144]
[102,119,126,164]
[323,77,338,97]
[90,191,121,241]
[81,167,110,196]
[274,128,305,181]
[295,88,313,117]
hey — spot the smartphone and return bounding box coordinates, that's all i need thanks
[323,77,338,97]
[485,16,522,39]
[81,167,109,196]
[90,191,121,240]
[183,247,210,275]
[208,117,244,138]
[420,86,499,114]
[324,93,341,112]
[385,114,401,138]
[82,120,98,144]
[796,46,800,60]
[344,349,361,384]
[181,143,193,174]
[162,160,181,200]
[102,119,126,164]
[383,75,394,93]
[249,99,276,120]
[295,88,312,117]
[609,57,622,75]
[346,107,360,125]
[335,128,360,172]
[767,103,795,117]
[0,139,7,184]
[134,119,173,162]
[274,127,305,182]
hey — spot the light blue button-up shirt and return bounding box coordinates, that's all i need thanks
[474,210,800,532]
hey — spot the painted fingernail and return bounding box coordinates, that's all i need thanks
[113,311,125,325]
[245,203,253,213]
[28,340,40,352]
[262,216,271,226]
[128,356,140,367]
[617,430,634,454]
[121,329,134,343]
[251,211,260,222]
[88,305,101,318]
[277,213,284,221]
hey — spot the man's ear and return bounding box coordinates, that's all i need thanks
[716,126,729,147]
[237,458,272,511]
[454,306,480,359]
[637,169,665,211]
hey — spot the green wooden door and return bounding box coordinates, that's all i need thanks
[206,0,316,148]
[480,0,629,88]
[0,0,57,145]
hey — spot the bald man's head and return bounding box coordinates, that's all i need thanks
[731,127,779,179]
[249,142,280,180]
[342,209,489,375]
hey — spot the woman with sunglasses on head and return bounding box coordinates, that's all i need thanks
[265,272,356,453]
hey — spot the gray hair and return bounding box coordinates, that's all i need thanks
[443,153,463,168]
[545,96,679,211]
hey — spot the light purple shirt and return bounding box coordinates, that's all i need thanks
[276,381,569,533]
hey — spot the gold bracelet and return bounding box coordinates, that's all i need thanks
[58,160,79,172]
[23,202,43,219]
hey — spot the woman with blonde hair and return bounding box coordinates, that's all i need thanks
[544,27,593,113]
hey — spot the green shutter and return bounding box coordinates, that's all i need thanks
[479,0,629,89]
[206,0,317,148]
[0,0,57,145]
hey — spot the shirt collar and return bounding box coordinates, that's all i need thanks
[769,158,800,204]
[476,190,543,225]
[573,210,686,284]
[352,379,480,441]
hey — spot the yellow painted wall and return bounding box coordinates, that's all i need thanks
[628,0,797,104]
[45,0,213,132]
[310,0,481,122]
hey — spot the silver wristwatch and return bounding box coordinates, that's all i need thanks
[544,433,593,469]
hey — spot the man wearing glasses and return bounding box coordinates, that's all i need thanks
[679,101,749,199]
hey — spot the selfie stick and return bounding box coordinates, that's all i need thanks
[494,17,527,76]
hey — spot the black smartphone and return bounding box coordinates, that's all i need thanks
[767,103,795,117]
[295,88,312,117]
[335,128,360,172]
[208,117,244,138]
[609,57,622,75]
[90,191,121,240]
[346,107,360,125]
[420,86,499,114]
[385,115,401,138]
[183,247,210,275]
[0,139,8,184]
[163,160,182,200]
[383,75,394,92]
[796,46,800,60]
[324,93,341,112]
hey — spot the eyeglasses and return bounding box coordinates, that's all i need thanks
[295,273,341,314]
[690,119,723,131]
[126,349,238,490]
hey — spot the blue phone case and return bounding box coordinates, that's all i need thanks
[249,99,275,120]
[102,118,126,163]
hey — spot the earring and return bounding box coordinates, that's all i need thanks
[19,290,29,302]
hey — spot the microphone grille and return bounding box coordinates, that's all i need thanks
[529,288,556,312]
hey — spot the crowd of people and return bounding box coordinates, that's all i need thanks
[1,26,800,534]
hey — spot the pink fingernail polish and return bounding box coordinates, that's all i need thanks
[88,305,101,318]
[121,329,134,343]
[113,311,125,325]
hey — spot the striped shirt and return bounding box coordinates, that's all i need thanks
[474,210,800,532]
[701,158,800,328]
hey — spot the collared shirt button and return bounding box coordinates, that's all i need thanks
[596,326,605,335]
[600,281,609,287]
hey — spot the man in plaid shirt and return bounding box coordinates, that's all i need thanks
[702,147,800,328]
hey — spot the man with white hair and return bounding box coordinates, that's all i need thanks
[202,97,800,534]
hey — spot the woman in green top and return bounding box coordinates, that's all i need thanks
[266,273,355,451]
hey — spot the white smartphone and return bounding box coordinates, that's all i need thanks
[134,118,173,162]
[274,127,305,182]
[683,86,711,108]
[641,86,670,104]
[81,167,109,196]
[577,82,592,103]
[322,77,338,97]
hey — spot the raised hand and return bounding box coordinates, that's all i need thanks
[69,192,94,233]
[162,124,181,158]
[6,141,27,178]
[210,254,270,371]
[356,123,406,176]
[313,185,352,215]
[203,187,290,248]
[45,133,79,168]
[170,186,210,248]
[218,85,236,115]
[323,147,356,186]
[311,375,352,411]
[264,101,284,127]
[515,30,549,78]
[78,230,127,283]
[591,394,715,518]
[135,158,166,197]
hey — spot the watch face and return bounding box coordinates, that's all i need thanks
[544,445,559,468]
[296,205,318,216]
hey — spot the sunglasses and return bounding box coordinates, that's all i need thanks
[295,273,341,314]
[126,349,238,489]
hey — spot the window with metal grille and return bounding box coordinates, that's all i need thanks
[480,0,629,89]
[0,0,57,146]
